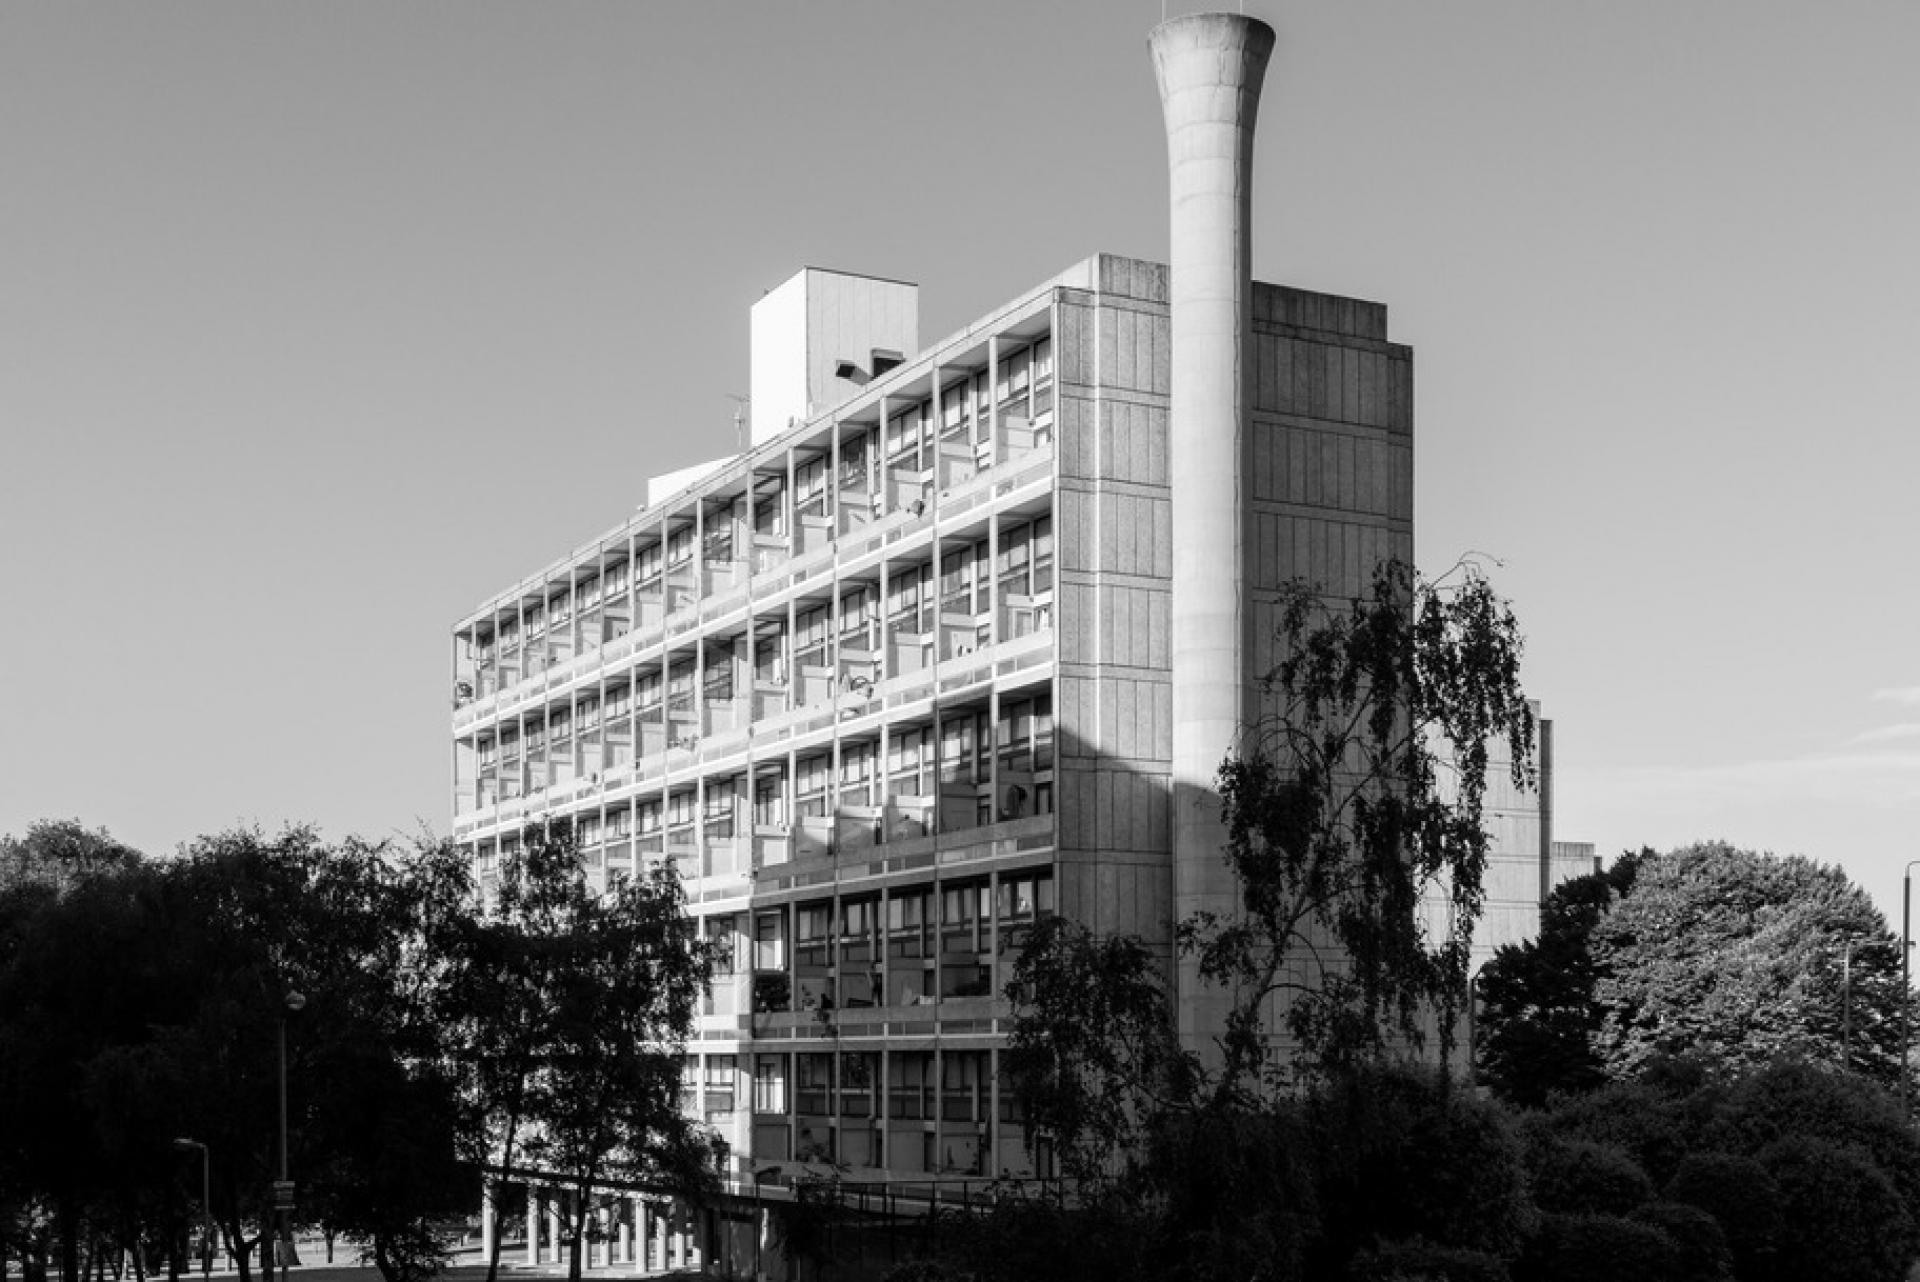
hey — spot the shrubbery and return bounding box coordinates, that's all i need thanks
[878,1055,1920,1282]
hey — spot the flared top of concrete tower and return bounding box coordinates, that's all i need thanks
[1148,11,1276,82]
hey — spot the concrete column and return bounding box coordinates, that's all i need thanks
[525,1188,539,1268]
[479,1181,495,1263]
[549,1197,564,1266]
[1150,10,1275,1055]
[620,1197,635,1266]
[638,1201,653,1273]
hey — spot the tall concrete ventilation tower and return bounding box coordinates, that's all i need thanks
[1151,11,1275,1052]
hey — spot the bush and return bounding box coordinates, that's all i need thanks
[1515,1213,1679,1282]
[1308,1062,1531,1266]
[1543,1077,1702,1186]
[1632,1203,1731,1282]
[882,1262,969,1282]
[1760,1136,1907,1282]
[1348,1238,1510,1282]
[1701,1058,1920,1259]
[1663,1152,1779,1282]
[1526,1137,1653,1216]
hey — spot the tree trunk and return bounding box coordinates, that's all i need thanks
[56,1196,79,1282]
[482,1108,524,1282]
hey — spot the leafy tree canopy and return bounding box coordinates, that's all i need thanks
[1591,842,1907,1089]
[1475,851,1644,1106]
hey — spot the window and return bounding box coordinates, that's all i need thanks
[839,1051,878,1119]
[888,563,932,635]
[635,544,663,591]
[666,525,694,569]
[679,1057,700,1114]
[888,725,932,800]
[941,883,990,955]
[838,433,870,489]
[603,559,630,596]
[996,871,1056,957]
[797,1053,834,1117]
[754,771,788,827]
[839,741,875,809]
[703,500,738,564]
[839,897,882,1007]
[887,888,930,961]
[753,909,787,971]
[704,647,735,703]
[940,883,992,996]
[796,455,831,519]
[796,753,831,819]
[704,1055,737,1119]
[889,1052,933,1120]
[752,1054,788,1115]
[703,777,738,838]
[706,914,738,975]
[796,902,832,971]
[667,789,696,831]
[604,684,633,721]
[795,603,831,670]
[941,1050,988,1125]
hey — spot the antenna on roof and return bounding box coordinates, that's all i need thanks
[725,394,750,451]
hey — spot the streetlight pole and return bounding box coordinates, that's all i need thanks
[272,990,306,1282]
[1844,939,1855,1071]
[1904,862,1920,1119]
[172,1139,210,1279]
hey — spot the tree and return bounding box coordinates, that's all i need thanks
[447,820,722,1282]
[0,820,139,895]
[0,837,164,1282]
[1590,843,1909,1089]
[1186,559,1535,1087]
[1475,851,1644,1106]
[1001,917,1195,1182]
[0,822,478,1282]
[996,559,1537,1280]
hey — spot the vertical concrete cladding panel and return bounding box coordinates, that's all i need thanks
[1056,301,1092,383]
[1058,392,1094,479]
[1057,487,1097,575]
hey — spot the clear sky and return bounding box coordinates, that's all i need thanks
[4,3,1917,920]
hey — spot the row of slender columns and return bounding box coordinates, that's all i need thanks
[479,1181,703,1273]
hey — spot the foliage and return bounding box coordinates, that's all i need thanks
[1347,1238,1511,1282]
[1630,1203,1731,1282]
[1001,917,1195,1180]
[1184,559,1535,1083]
[0,822,474,1282]
[1534,1062,1714,1187]
[1473,851,1643,1106]
[444,819,721,1282]
[1304,1063,1531,1267]
[1514,1214,1680,1282]
[1662,1153,1780,1282]
[1758,1137,1907,1282]
[0,820,139,895]
[1524,1137,1652,1217]
[1591,842,1909,1089]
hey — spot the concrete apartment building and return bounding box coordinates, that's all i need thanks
[447,12,1566,1270]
